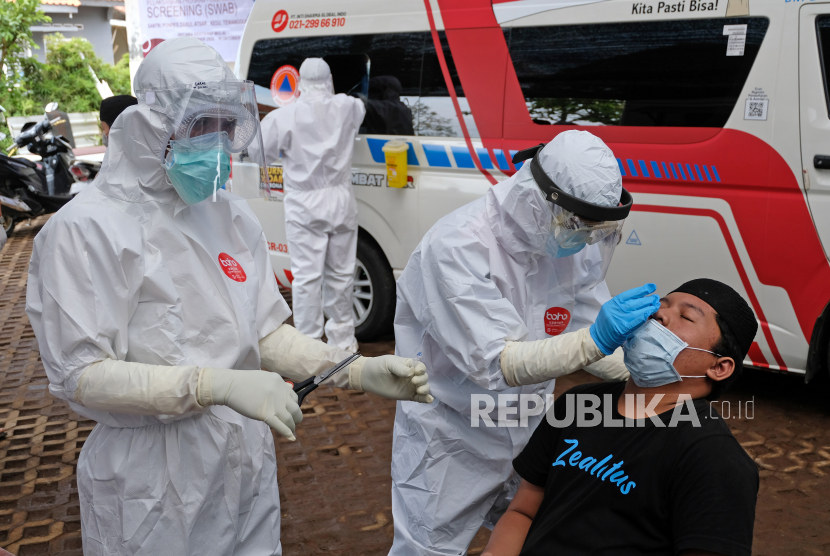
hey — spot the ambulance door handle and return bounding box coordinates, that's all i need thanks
[813,155,830,169]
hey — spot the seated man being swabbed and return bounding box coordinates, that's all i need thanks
[482,278,759,556]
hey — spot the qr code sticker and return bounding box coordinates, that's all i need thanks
[744,98,768,121]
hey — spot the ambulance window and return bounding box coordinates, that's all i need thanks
[247,34,425,136]
[323,54,369,97]
[816,16,830,118]
[505,18,769,128]
[355,33,425,136]
[418,31,478,138]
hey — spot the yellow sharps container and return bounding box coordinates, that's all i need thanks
[382,139,409,188]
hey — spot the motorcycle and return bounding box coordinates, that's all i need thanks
[0,103,77,236]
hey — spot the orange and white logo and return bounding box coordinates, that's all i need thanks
[218,253,247,283]
[544,307,571,336]
[270,65,300,106]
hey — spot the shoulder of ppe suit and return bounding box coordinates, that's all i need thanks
[35,200,145,264]
[336,94,366,117]
[419,199,488,257]
[419,221,490,278]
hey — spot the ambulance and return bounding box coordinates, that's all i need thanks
[235,0,830,381]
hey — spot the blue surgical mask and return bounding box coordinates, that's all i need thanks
[165,133,231,205]
[622,319,715,387]
[545,234,587,258]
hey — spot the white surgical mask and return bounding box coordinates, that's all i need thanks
[622,320,719,388]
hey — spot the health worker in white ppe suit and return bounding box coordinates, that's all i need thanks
[256,58,365,352]
[389,130,661,555]
[25,37,431,556]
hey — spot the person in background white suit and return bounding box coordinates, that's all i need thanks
[26,38,431,556]
[257,58,365,352]
[388,130,659,555]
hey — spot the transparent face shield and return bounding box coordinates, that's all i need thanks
[546,203,625,291]
[135,80,270,204]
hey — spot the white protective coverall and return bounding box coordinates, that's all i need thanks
[389,131,630,555]
[25,39,432,556]
[258,58,366,351]
[25,40,291,556]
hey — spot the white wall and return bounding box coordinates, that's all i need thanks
[33,6,115,64]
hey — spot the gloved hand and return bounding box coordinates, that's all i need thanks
[199,368,303,441]
[348,355,434,403]
[589,283,660,355]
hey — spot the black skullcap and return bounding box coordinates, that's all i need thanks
[671,278,758,357]
[100,95,138,127]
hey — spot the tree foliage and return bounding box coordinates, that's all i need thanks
[1,34,131,148]
[38,35,131,112]
[528,98,625,126]
[0,0,49,72]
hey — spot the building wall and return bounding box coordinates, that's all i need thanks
[33,6,114,64]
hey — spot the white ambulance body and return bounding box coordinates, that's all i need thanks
[236,0,830,380]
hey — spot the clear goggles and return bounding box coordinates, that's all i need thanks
[135,79,271,202]
[550,205,625,250]
[135,80,260,154]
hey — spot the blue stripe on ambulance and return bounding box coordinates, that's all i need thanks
[450,146,476,168]
[366,138,419,165]
[423,143,451,167]
[476,148,494,170]
[365,139,721,183]
[494,149,510,171]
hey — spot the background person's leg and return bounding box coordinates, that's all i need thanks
[285,218,328,340]
[322,225,358,351]
[388,400,516,556]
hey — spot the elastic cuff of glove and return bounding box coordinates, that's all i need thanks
[588,325,614,356]
[347,357,365,392]
[197,367,213,407]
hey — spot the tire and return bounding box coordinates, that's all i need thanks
[353,234,396,342]
[0,214,15,237]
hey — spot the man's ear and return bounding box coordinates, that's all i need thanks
[707,357,735,382]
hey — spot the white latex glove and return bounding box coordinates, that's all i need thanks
[584,347,629,382]
[348,355,433,403]
[199,368,303,441]
[500,327,608,387]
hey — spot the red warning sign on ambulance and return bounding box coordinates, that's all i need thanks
[270,65,300,106]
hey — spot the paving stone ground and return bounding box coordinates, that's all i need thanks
[0,217,829,555]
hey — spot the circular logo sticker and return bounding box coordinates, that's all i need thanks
[218,253,247,283]
[141,38,165,56]
[270,65,300,106]
[272,10,289,33]
[544,307,571,336]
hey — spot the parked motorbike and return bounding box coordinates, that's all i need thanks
[0,103,77,236]
[69,159,100,195]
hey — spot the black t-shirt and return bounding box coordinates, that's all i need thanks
[513,382,758,556]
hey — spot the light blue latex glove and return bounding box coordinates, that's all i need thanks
[589,283,660,355]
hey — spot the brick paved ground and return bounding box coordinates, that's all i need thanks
[0,217,829,555]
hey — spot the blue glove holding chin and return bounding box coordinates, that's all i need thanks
[589,283,661,355]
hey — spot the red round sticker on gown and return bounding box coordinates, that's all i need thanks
[544,307,571,336]
[218,253,247,283]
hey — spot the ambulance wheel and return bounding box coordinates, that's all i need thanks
[1,214,15,237]
[353,234,395,342]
